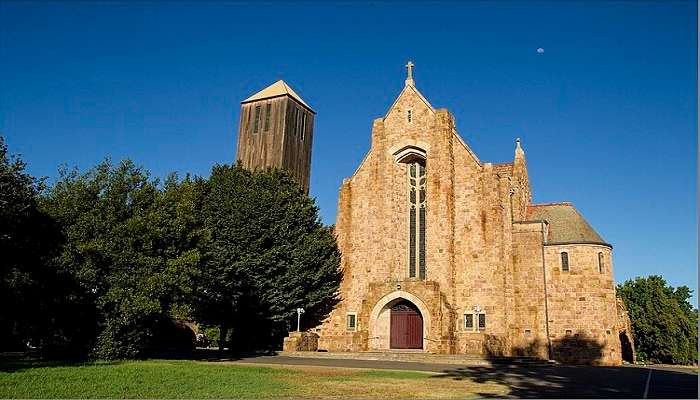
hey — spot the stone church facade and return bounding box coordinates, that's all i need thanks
[315,64,634,365]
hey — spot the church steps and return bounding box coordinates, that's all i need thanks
[278,351,555,367]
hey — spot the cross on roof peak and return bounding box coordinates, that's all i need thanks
[405,60,415,86]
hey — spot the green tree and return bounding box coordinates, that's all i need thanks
[0,137,62,352]
[41,160,205,359]
[195,164,341,351]
[617,275,698,364]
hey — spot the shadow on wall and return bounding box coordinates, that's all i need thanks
[550,332,605,365]
[484,331,606,365]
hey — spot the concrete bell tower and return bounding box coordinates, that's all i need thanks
[236,80,315,193]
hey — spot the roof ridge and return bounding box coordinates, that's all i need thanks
[528,202,573,207]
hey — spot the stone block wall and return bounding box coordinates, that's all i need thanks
[509,221,550,359]
[283,332,319,352]
[543,244,621,365]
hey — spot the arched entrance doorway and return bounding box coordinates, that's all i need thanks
[368,291,431,351]
[619,331,634,363]
[390,300,423,349]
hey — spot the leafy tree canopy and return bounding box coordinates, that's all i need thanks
[2,136,341,359]
[194,164,341,350]
[0,137,61,352]
[617,275,698,365]
[40,160,206,359]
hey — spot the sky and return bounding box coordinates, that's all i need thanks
[1,1,697,304]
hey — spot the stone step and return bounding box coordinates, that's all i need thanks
[278,351,555,367]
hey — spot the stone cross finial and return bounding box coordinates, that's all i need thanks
[405,60,415,86]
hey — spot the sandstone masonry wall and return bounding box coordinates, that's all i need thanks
[315,78,625,365]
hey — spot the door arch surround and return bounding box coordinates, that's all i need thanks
[368,291,431,350]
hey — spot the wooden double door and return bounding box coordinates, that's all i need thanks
[390,301,423,349]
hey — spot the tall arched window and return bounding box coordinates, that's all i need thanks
[598,252,604,274]
[408,161,426,279]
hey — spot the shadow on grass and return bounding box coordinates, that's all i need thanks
[431,364,698,399]
[0,356,123,373]
[0,348,277,373]
[152,347,279,362]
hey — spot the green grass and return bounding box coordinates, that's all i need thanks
[0,360,295,398]
[0,359,508,399]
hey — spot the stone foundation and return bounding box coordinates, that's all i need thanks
[282,332,319,352]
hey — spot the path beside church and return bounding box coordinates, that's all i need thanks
[232,355,697,399]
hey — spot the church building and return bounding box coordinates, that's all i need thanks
[315,63,634,365]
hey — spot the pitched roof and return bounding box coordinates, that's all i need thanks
[526,202,609,246]
[242,80,313,112]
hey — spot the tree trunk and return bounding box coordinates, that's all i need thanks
[218,323,228,352]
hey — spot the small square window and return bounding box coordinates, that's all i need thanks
[464,314,473,330]
[524,329,532,337]
[478,313,486,330]
[346,314,356,331]
[565,329,572,336]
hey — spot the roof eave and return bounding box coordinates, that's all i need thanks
[544,240,613,249]
[241,93,316,114]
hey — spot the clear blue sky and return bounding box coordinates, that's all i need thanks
[1,1,697,304]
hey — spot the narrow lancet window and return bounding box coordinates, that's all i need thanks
[561,252,569,272]
[301,113,307,141]
[253,105,261,133]
[264,103,271,131]
[408,160,426,279]
[293,107,298,136]
[598,252,604,273]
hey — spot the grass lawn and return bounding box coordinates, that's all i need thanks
[0,359,508,399]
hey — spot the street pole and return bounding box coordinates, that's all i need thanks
[296,307,305,332]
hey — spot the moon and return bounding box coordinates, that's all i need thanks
[537,48,545,54]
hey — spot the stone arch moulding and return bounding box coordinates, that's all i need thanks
[368,290,432,350]
[392,144,428,164]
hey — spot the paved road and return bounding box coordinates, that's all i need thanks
[234,355,698,399]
